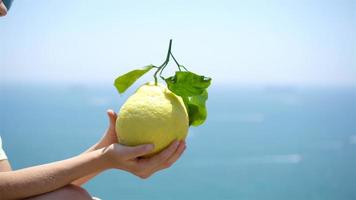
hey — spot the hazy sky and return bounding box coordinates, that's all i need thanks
[0,0,355,86]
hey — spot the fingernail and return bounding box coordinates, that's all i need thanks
[146,144,154,151]
[174,140,180,148]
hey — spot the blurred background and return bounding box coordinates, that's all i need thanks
[1,0,355,199]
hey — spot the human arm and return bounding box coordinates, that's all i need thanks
[71,110,120,185]
[72,109,186,185]
[0,139,185,200]
[0,109,186,199]
[0,147,108,199]
[0,111,115,197]
[0,160,11,172]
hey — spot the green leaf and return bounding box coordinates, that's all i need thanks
[165,71,211,96]
[183,90,209,126]
[114,65,154,94]
[165,71,211,126]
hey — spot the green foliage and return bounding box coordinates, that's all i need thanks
[165,71,211,96]
[113,40,212,127]
[183,90,209,126]
[114,65,154,94]
[166,71,211,126]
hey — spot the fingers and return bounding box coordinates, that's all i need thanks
[107,109,118,127]
[123,144,154,158]
[145,140,180,167]
[130,141,186,179]
[159,141,186,170]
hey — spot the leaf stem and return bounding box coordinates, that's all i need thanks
[170,52,181,71]
[180,65,189,71]
[159,62,168,80]
[170,52,188,71]
[154,39,173,85]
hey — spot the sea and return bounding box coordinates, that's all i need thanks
[0,84,355,200]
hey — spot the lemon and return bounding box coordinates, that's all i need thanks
[116,82,189,156]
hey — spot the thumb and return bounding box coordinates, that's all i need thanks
[107,109,118,127]
[123,144,154,158]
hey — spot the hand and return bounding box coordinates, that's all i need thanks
[95,109,119,149]
[103,140,186,179]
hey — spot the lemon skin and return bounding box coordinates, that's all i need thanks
[116,82,189,156]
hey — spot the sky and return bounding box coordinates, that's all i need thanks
[0,0,355,87]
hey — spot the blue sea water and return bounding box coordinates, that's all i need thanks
[0,84,356,200]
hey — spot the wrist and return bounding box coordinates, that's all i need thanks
[94,130,117,150]
[100,144,116,169]
[90,147,113,171]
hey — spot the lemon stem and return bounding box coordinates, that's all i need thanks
[170,52,181,71]
[154,39,172,85]
[153,39,188,84]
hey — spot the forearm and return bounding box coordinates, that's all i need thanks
[72,129,116,186]
[0,148,108,200]
[85,131,114,153]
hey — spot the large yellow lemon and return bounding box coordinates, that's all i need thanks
[116,82,189,156]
